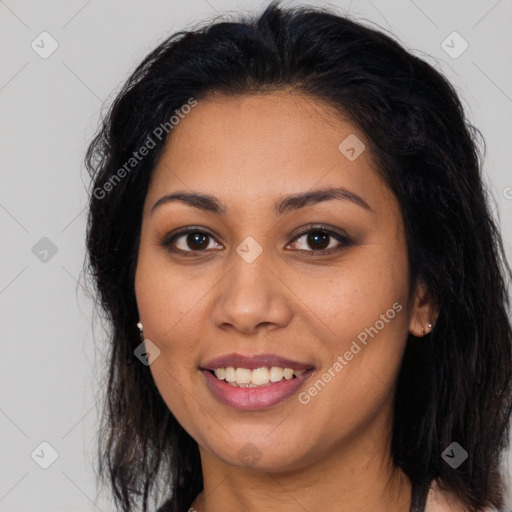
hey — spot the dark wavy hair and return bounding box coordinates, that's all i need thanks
[84,2,512,511]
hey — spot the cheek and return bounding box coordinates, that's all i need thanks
[135,241,206,342]
[135,288,203,373]
[135,255,207,431]
[293,244,410,401]
[291,247,409,336]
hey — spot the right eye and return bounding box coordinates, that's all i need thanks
[161,227,224,255]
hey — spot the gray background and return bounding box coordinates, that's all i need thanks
[1,0,511,510]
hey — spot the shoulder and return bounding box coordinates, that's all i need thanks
[155,498,175,512]
[425,481,465,511]
[425,480,500,512]
[155,496,200,512]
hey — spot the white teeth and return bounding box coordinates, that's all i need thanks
[269,366,284,382]
[210,366,308,387]
[235,368,252,384]
[283,368,294,380]
[225,367,236,382]
[252,367,270,385]
[214,368,225,380]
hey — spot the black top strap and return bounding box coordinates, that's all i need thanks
[409,481,430,512]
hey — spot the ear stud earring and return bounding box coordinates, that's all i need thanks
[136,321,144,341]
[421,322,433,336]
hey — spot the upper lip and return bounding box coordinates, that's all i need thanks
[200,353,315,371]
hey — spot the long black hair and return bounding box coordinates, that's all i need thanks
[84,2,512,511]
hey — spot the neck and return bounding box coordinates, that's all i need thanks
[189,423,413,512]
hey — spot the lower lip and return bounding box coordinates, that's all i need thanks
[201,369,314,410]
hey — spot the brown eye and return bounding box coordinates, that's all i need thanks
[183,232,210,250]
[286,225,352,255]
[162,228,223,254]
[306,232,330,250]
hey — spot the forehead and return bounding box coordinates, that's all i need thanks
[145,91,393,216]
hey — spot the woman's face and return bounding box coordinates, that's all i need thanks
[135,91,432,472]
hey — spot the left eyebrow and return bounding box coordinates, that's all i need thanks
[150,186,373,216]
[273,186,373,215]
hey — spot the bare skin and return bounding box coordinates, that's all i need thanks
[134,90,451,512]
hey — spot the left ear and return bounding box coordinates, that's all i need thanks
[408,279,439,337]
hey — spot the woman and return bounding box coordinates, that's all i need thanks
[84,2,512,511]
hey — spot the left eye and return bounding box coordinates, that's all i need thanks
[286,229,349,253]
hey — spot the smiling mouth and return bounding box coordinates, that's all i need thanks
[206,366,313,387]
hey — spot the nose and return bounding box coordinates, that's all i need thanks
[211,248,294,335]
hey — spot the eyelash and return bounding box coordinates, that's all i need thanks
[161,224,352,257]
